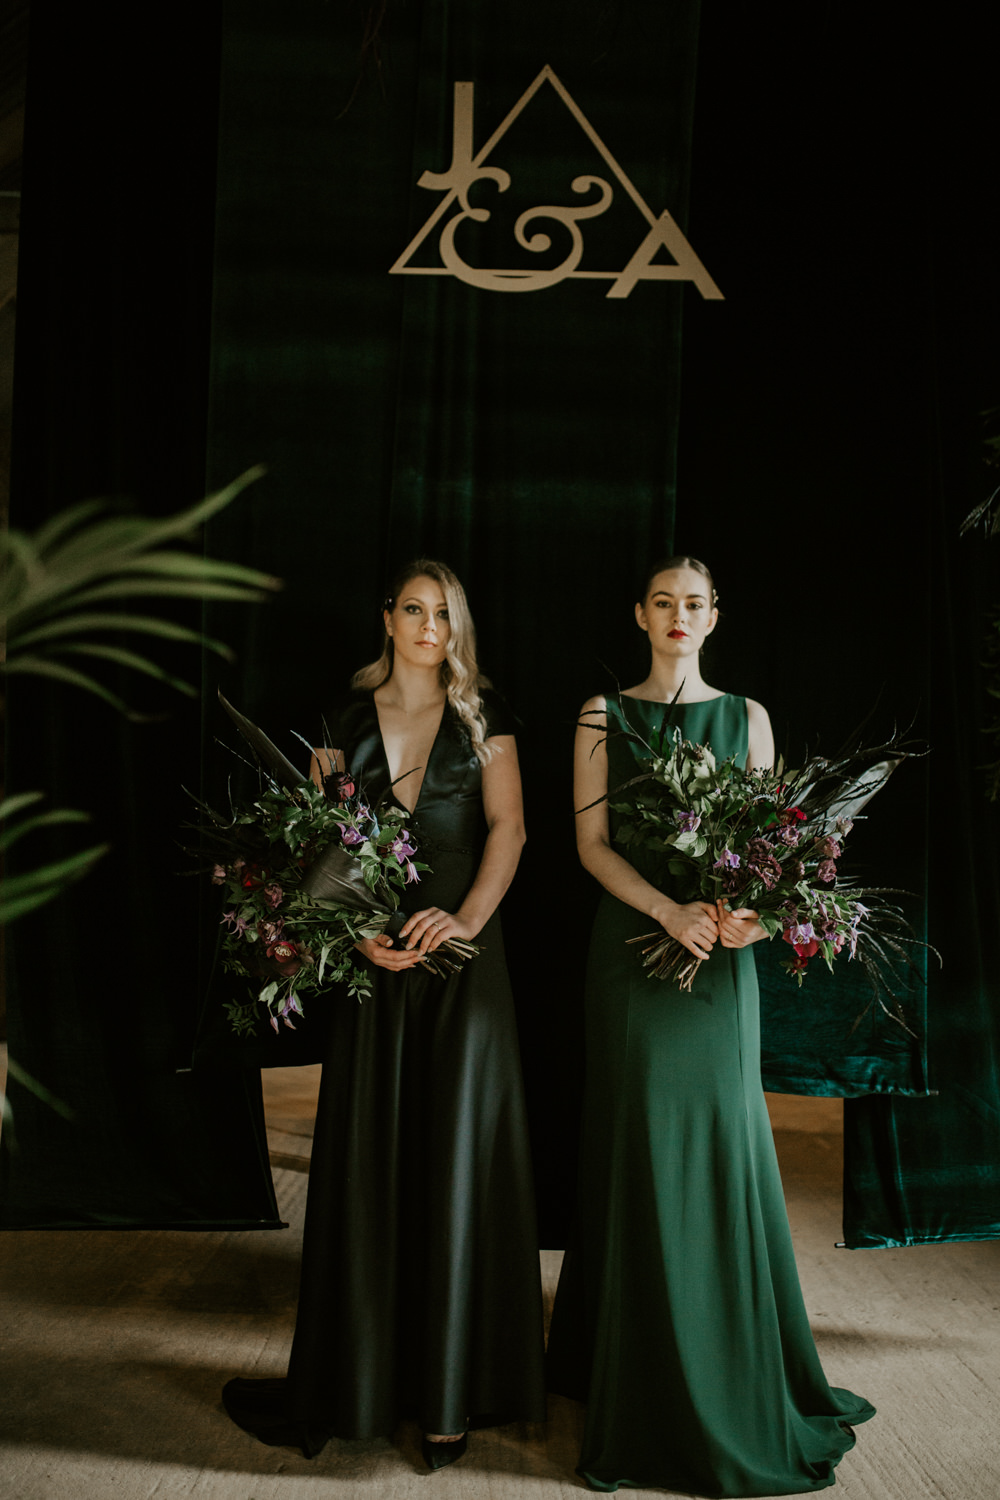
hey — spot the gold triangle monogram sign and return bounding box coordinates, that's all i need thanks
[390,65,723,301]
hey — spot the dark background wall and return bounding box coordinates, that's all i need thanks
[4,2,1000,1245]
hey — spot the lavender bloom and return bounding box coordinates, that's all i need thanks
[221,909,249,936]
[848,902,869,957]
[675,810,702,833]
[388,832,417,864]
[403,859,420,884]
[786,921,816,946]
[270,992,304,1033]
[714,848,741,870]
[338,824,366,849]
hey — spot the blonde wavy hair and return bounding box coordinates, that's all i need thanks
[352,559,496,763]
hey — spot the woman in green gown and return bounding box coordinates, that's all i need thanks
[546,556,875,1497]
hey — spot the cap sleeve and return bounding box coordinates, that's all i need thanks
[480,687,519,740]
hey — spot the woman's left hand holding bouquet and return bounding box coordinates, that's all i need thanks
[575,696,720,960]
[716,901,769,950]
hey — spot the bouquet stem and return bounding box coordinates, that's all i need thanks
[627,931,704,991]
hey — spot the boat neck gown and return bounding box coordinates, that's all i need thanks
[545,694,875,1498]
[236,688,546,1451]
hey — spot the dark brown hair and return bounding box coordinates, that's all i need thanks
[639,555,718,608]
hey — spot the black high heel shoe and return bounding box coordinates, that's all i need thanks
[421,1432,468,1470]
[222,1377,329,1459]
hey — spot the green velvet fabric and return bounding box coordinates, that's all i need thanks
[200,0,702,1240]
[5,2,1000,1252]
[676,6,1000,1247]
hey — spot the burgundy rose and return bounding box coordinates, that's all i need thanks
[327,771,356,800]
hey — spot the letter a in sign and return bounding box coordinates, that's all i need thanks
[390,66,723,300]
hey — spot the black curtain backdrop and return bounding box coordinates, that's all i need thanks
[0,4,281,1230]
[3,2,1000,1249]
[201,0,701,1245]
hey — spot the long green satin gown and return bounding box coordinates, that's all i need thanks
[546,694,874,1497]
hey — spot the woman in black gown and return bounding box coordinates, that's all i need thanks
[223,559,545,1467]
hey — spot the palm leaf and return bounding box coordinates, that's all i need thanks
[0,805,91,853]
[2,655,141,716]
[7,611,231,656]
[54,643,200,696]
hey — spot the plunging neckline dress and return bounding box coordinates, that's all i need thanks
[546,694,874,1497]
[278,688,546,1446]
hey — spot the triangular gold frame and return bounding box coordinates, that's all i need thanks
[389,65,723,300]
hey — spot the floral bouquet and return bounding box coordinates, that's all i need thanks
[602,698,933,1021]
[191,695,478,1038]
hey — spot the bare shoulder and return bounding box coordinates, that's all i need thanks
[744,697,775,771]
[745,697,771,728]
[578,693,608,722]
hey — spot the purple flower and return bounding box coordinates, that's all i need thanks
[271,992,304,1033]
[783,921,820,958]
[387,832,417,864]
[816,859,837,884]
[221,909,249,936]
[264,882,284,909]
[338,824,365,849]
[674,810,702,833]
[402,859,420,884]
[713,848,741,870]
[778,826,801,847]
[784,920,814,943]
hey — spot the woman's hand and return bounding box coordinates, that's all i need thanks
[659,900,719,960]
[355,934,426,971]
[398,907,476,955]
[716,900,768,948]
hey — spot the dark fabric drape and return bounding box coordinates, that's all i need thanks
[675,6,1000,1244]
[201,0,702,1241]
[5,1,1000,1250]
[1,3,281,1230]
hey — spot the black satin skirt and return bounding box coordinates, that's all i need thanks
[281,855,546,1441]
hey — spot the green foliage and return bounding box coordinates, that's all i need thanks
[0,467,279,717]
[605,707,931,1021]
[0,468,280,930]
[198,777,422,1034]
[0,791,109,923]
